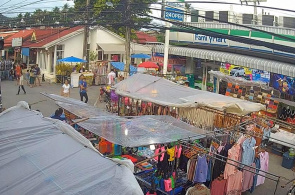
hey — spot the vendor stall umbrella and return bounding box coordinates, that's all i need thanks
[131,53,151,59]
[138,61,159,69]
[57,56,87,63]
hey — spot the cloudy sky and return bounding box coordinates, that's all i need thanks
[1,0,294,18]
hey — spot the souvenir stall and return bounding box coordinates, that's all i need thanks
[0,60,13,80]
[114,74,266,130]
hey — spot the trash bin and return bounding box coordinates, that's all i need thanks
[282,152,295,169]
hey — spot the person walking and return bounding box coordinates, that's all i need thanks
[35,64,41,86]
[25,69,30,86]
[79,75,88,103]
[107,69,116,86]
[29,66,36,88]
[15,64,22,85]
[16,72,26,95]
[61,79,71,97]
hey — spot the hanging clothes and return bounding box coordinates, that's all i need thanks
[212,143,233,180]
[211,178,227,195]
[241,137,256,166]
[193,155,208,183]
[242,163,256,192]
[225,170,243,195]
[186,184,210,195]
[224,143,241,179]
[167,147,175,161]
[256,152,269,186]
[206,159,212,182]
[249,158,261,193]
[187,158,198,181]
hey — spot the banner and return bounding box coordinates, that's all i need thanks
[220,63,270,83]
[270,73,295,96]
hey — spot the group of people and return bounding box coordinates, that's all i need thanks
[15,64,42,95]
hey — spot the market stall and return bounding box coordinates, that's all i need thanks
[0,101,143,195]
[113,73,266,129]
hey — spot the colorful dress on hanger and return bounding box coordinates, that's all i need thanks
[256,152,269,186]
[241,137,256,166]
[224,143,241,179]
[211,179,227,195]
[242,163,256,192]
[249,158,261,193]
[226,170,243,195]
[193,155,208,183]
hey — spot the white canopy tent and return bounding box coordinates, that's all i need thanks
[114,73,265,115]
[0,102,143,195]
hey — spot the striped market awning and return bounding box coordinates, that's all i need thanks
[153,45,295,77]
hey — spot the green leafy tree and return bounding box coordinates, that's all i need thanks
[74,0,156,38]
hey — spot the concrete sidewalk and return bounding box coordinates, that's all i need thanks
[1,79,294,195]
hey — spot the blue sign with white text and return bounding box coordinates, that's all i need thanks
[165,7,184,21]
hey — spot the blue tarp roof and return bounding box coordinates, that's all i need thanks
[131,53,151,59]
[110,62,137,72]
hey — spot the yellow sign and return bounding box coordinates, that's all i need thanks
[31,31,37,42]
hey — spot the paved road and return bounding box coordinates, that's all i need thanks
[1,79,295,195]
[1,79,104,116]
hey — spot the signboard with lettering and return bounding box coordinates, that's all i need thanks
[165,7,184,21]
[194,34,227,45]
[12,37,22,47]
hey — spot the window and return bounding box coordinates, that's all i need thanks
[56,45,64,60]
[98,50,103,61]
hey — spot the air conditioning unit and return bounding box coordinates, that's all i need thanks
[242,14,254,24]
[282,16,295,28]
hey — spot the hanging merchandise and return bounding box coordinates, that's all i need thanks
[241,137,256,166]
[211,177,227,195]
[225,170,243,195]
[193,154,208,183]
[186,183,210,195]
[242,163,256,192]
[256,151,269,186]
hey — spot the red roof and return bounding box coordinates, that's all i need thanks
[4,30,34,48]
[135,31,157,44]
[0,32,17,39]
[24,26,84,48]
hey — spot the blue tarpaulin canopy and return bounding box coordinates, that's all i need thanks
[110,62,137,72]
[57,56,87,63]
[131,53,151,59]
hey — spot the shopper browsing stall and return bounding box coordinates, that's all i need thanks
[79,75,88,103]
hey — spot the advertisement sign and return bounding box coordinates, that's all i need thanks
[220,62,270,83]
[165,7,184,21]
[194,34,227,45]
[270,73,295,96]
[12,37,22,47]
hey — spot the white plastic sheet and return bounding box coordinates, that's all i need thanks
[114,73,265,115]
[76,115,209,147]
[0,103,143,195]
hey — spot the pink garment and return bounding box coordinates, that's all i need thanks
[224,143,241,179]
[256,152,269,186]
[242,163,256,192]
[211,179,227,195]
[226,170,243,195]
[237,135,247,162]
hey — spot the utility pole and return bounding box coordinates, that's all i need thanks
[83,0,90,70]
[163,0,169,75]
[124,0,131,76]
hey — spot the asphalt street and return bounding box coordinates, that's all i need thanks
[1,79,295,195]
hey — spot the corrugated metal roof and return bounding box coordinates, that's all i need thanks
[153,45,295,77]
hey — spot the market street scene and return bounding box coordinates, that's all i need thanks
[1,0,295,195]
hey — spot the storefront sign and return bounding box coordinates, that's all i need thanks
[12,37,22,47]
[270,73,295,96]
[194,34,227,44]
[220,63,270,83]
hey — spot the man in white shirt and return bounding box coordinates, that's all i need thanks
[107,69,116,85]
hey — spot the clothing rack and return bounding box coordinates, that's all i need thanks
[179,141,281,195]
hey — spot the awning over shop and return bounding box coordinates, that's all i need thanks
[110,62,137,72]
[114,73,265,115]
[153,45,295,77]
[0,102,143,195]
[98,43,151,55]
[56,101,111,118]
[75,115,209,147]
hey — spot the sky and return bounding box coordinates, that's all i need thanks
[1,0,295,18]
